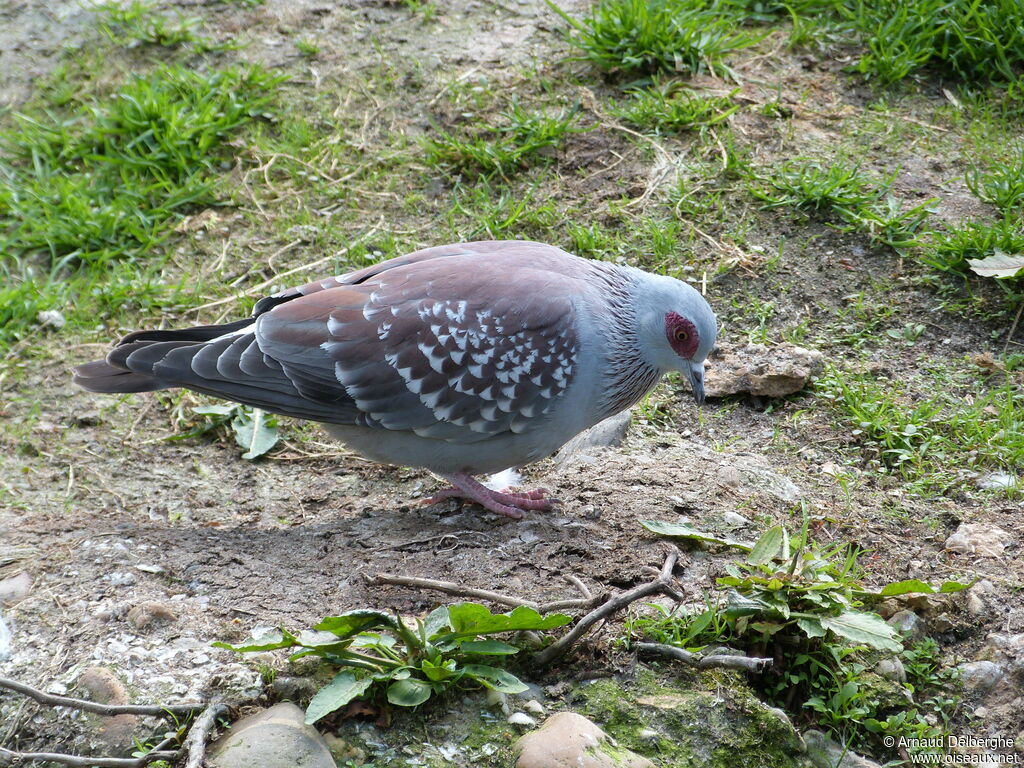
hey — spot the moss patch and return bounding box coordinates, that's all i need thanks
[571,668,808,768]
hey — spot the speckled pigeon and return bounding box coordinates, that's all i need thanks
[74,240,717,518]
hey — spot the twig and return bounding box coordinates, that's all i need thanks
[0,676,202,717]
[366,572,601,614]
[1003,301,1024,356]
[182,699,227,768]
[367,573,538,610]
[532,547,683,666]
[0,747,177,767]
[635,642,773,673]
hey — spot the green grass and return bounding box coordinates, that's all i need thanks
[847,0,1024,84]
[546,0,760,78]
[751,159,887,213]
[966,144,1024,214]
[816,365,1024,493]
[925,219,1024,277]
[610,82,741,133]
[0,64,283,349]
[94,0,210,50]
[422,102,582,177]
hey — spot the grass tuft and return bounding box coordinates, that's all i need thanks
[423,102,582,177]
[546,0,760,78]
[610,81,741,133]
[848,0,1024,84]
[0,65,282,268]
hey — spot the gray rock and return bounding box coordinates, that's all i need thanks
[514,712,654,768]
[976,472,1018,490]
[271,676,319,702]
[958,661,1005,693]
[804,729,882,768]
[0,572,32,605]
[873,658,907,683]
[722,511,752,527]
[705,342,825,398]
[208,702,335,768]
[931,612,955,633]
[944,523,1012,558]
[0,611,11,662]
[888,610,925,641]
[555,411,632,464]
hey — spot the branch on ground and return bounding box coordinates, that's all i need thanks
[532,546,685,667]
[0,678,227,768]
[635,642,773,673]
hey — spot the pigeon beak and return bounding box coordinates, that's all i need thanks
[685,361,705,405]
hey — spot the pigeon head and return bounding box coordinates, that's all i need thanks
[637,274,717,404]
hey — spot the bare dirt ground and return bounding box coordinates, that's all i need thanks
[1,0,1022,765]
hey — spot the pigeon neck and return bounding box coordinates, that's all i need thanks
[591,266,662,420]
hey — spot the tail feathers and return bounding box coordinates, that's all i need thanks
[74,324,354,424]
[118,317,253,345]
[72,359,167,393]
[74,319,255,394]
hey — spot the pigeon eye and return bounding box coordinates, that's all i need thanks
[674,329,689,342]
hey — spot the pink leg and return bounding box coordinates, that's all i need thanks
[426,472,558,519]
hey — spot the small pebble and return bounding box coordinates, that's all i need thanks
[507,712,536,727]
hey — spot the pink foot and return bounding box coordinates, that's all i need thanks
[425,473,559,519]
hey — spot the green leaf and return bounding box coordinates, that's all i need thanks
[304,672,373,724]
[387,678,433,707]
[446,603,571,635]
[459,639,520,655]
[747,526,785,565]
[796,617,826,638]
[820,611,902,652]
[938,580,972,593]
[232,406,279,459]
[462,664,530,693]
[423,605,452,637]
[641,520,752,551]
[315,610,399,639]
[421,658,461,682]
[877,579,936,596]
[212,626,298,653]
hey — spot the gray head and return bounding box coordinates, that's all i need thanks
[635,273,717,404]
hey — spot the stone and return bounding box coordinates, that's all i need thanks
[514,712,655,768]
[126,601,176,631]
[0,572,31,605]
[888,610,925,641]
[0,612,11,662]
[873,658,907,683]
[76,667,140,751]
[271,676,319,702]
[507,712,537,727]
[208,702,335,768]
[944,523,1012,558]
[931,612,955,633]
[722,511,751,527]
[976,472,1018,490]
[804,730,881,768]
[555,411,632,464]
[958,661,1005,693]
[704,342,825,398]
[966,592,986,617]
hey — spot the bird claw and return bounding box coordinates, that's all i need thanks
[424,475,558,518]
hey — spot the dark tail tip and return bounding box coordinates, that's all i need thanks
[73,360,166,393]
